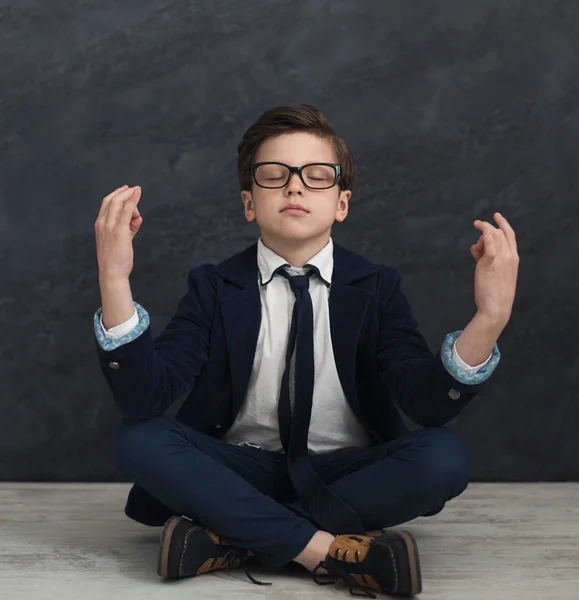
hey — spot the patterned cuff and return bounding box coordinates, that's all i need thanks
[441,330,501,384]
[94,302,150,351]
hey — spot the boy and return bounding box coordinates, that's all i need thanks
[94,104,518,597]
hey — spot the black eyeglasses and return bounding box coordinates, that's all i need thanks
[250,162,342,190]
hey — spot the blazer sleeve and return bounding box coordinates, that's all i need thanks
[94,265,216,420]
[375,267,494,427]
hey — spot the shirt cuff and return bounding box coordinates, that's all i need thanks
[441,330,501,384]
[101,307,139,339]
[94,302,150,351]
[452,338,493,372]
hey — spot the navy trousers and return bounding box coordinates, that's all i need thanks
[113,415,470,569]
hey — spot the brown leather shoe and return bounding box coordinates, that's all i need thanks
[157,516,269,586]
[313,529,422,597]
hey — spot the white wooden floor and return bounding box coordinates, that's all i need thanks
[0,483,578,599]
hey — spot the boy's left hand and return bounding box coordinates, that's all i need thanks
[470,212,520,328]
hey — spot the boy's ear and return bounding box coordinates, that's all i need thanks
[241,190,255,222]
[335,189,351,222]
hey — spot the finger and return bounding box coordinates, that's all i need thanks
[473,219,497,234]
[129,214,143,236]
[471,243,484,261]
[494,212,518,256]
[102,187,135,230]
[129,190,142,219]
[130,190,142,220]
[97,185,129,219]
[133,187,142,214]
[98,187,135,228]
[101,186,137,219]
[119,189,143,239]
[120,187,142,227]
[483,226,497,259]
[493,226,503,254]
[474,219,505,256]
[104,187,140,230]
[104,184,129,203]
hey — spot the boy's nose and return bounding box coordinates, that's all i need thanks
[286,172,305,194]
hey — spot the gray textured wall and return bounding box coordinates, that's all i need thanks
[1,0,578,481]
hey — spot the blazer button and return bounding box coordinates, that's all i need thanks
[448,388,461,400]
[108,361,120,370]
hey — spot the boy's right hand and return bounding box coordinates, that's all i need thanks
[95,184,143,283]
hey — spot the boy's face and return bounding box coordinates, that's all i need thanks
[241,132,351,244]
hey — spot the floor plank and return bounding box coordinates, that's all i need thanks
[0,483,578,599]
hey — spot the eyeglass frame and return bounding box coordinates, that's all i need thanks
[250,161,343,190]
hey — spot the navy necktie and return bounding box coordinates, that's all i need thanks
[275,266,364,534]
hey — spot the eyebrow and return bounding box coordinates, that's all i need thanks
[255,160,337,164]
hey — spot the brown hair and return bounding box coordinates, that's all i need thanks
[237,104,356,192]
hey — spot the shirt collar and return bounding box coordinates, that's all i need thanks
[257,237,333,287]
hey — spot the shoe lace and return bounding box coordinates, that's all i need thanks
[210,537,272,587]
[312,548,377,599]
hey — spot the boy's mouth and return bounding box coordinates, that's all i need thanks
[281,203,309,214]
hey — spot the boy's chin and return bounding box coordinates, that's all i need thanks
[259,221,332,239]
[267,229,329,244]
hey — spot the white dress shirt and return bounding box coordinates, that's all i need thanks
[101,237,490,453]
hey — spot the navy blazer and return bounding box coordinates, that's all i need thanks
[95,241,490,525]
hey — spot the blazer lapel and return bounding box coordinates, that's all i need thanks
[330,242,378,414]
[329,279,371,416]
[216,243,262,419]
[219,286,261,419]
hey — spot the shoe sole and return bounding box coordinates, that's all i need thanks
[157,516,182,578]
[396,530,422,597]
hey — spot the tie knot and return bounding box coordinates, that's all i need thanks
[275,267,313,294]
